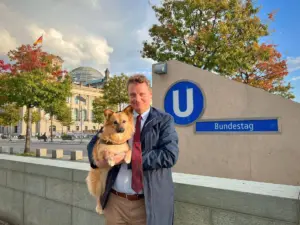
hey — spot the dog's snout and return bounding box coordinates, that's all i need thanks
[117,127,125,133]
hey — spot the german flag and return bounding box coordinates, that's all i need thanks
[33,35,43,46]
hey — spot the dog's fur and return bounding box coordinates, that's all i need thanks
[86,105,134,215]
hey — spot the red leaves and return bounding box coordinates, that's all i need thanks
[4,44,65,80]
[233,43,290,96]
[8,45,47,73]
[0,60,11,72]
[267,10,278,22]
[256,44,288,81]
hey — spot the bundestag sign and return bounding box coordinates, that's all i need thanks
[164,80,279,133]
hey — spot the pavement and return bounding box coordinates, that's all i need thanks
[0,138,91,156]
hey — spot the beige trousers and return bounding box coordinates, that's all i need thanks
[104,193,147,225]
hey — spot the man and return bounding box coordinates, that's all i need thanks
[87,74,179,225]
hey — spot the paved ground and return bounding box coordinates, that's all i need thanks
[0,138,91,156]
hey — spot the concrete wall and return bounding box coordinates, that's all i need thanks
[0,154,299,225]
[152,60,300,186]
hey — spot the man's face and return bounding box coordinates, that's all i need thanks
[128,82,152,114]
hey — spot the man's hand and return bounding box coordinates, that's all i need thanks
[94,152,126,168]
[94,159,109,169]
[111,153,126,164]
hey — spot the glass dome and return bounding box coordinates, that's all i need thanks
[70,67,104,83]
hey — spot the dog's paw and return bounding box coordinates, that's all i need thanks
[124,157,131,164]
[96,205,104,215]
[107,159,115,167]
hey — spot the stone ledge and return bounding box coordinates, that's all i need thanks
[174,174,299,223]
[0,154,89,171]
[173,172,300,200]
[0,154,299,223]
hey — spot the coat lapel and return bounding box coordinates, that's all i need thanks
[140,107,161,142]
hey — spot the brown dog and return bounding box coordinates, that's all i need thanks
[86,105,134,215]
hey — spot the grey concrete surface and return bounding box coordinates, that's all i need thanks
[0,139,89,155]
[152,60,300,186]
[0,154,299,225]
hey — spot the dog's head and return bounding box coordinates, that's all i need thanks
[100,105,134,144]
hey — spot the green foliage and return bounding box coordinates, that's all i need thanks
[16,152,36,157]
[0,103,21,126]
[92,97,117,124]
[23,110,41,124]
[0,44,72,152]
[56,105,73,127]
[141,0,294,99]
[92,73,129,125]
[43,100,72,141]
[141,0,270,75]
[102,74,129,110]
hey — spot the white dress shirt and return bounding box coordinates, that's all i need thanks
[112,108,150,194]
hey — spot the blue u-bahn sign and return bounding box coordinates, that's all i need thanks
[164,80,205,126]
[163,80,280,133]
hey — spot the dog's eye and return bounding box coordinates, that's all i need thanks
[114,121,118,125]
[122,120,126,123]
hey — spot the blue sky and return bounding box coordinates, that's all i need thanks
[0,0,299,102]
[254,0,300,102]
[111,0,300,102]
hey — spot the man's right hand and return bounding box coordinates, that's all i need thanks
[95,152,126,168]
[95,159,110,169]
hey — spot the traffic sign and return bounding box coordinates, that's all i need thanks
[195,118,279,133]
[164,80,205,125]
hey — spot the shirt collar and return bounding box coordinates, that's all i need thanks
[133,107,150,121]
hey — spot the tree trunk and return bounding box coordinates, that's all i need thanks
[10,123,12,141]
[24,107,32,153]
[50,115,53,142]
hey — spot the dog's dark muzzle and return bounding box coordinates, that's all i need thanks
[116,127,125,133]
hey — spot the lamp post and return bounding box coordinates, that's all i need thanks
[77,95,86,144]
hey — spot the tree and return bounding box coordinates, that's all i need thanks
[92,97,117,124]
[0,44,72,153]
[24,110,41,124]
[56,105,73,134]
[141,0,294,99]
[43,100,70,142]
[233,43,295,99]
[102,74,129,111]
[0,103,22,140]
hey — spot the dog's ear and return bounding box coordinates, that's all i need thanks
[104,109,114,120]
[123,105,133,115]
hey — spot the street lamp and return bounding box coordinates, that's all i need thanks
[77,95,86,144]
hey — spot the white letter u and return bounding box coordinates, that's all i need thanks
[173,88,194,117]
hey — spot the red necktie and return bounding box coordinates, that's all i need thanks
[131,114,143,193]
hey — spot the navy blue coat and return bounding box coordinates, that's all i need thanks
[87,106,179,225]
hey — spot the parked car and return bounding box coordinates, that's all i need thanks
[61,134,76,140]
[1,134,9,139]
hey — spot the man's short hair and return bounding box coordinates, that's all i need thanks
[127,74,151,90]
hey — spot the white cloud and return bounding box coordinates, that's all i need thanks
[287,56,300,73]
[27,24,113,70]
[135,1,160,66]
[0,0,156,73]
[0,2,113,71]
[290,76,300,82]
[0,29,18,54]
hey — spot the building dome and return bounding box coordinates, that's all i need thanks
[70,67,104,83]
